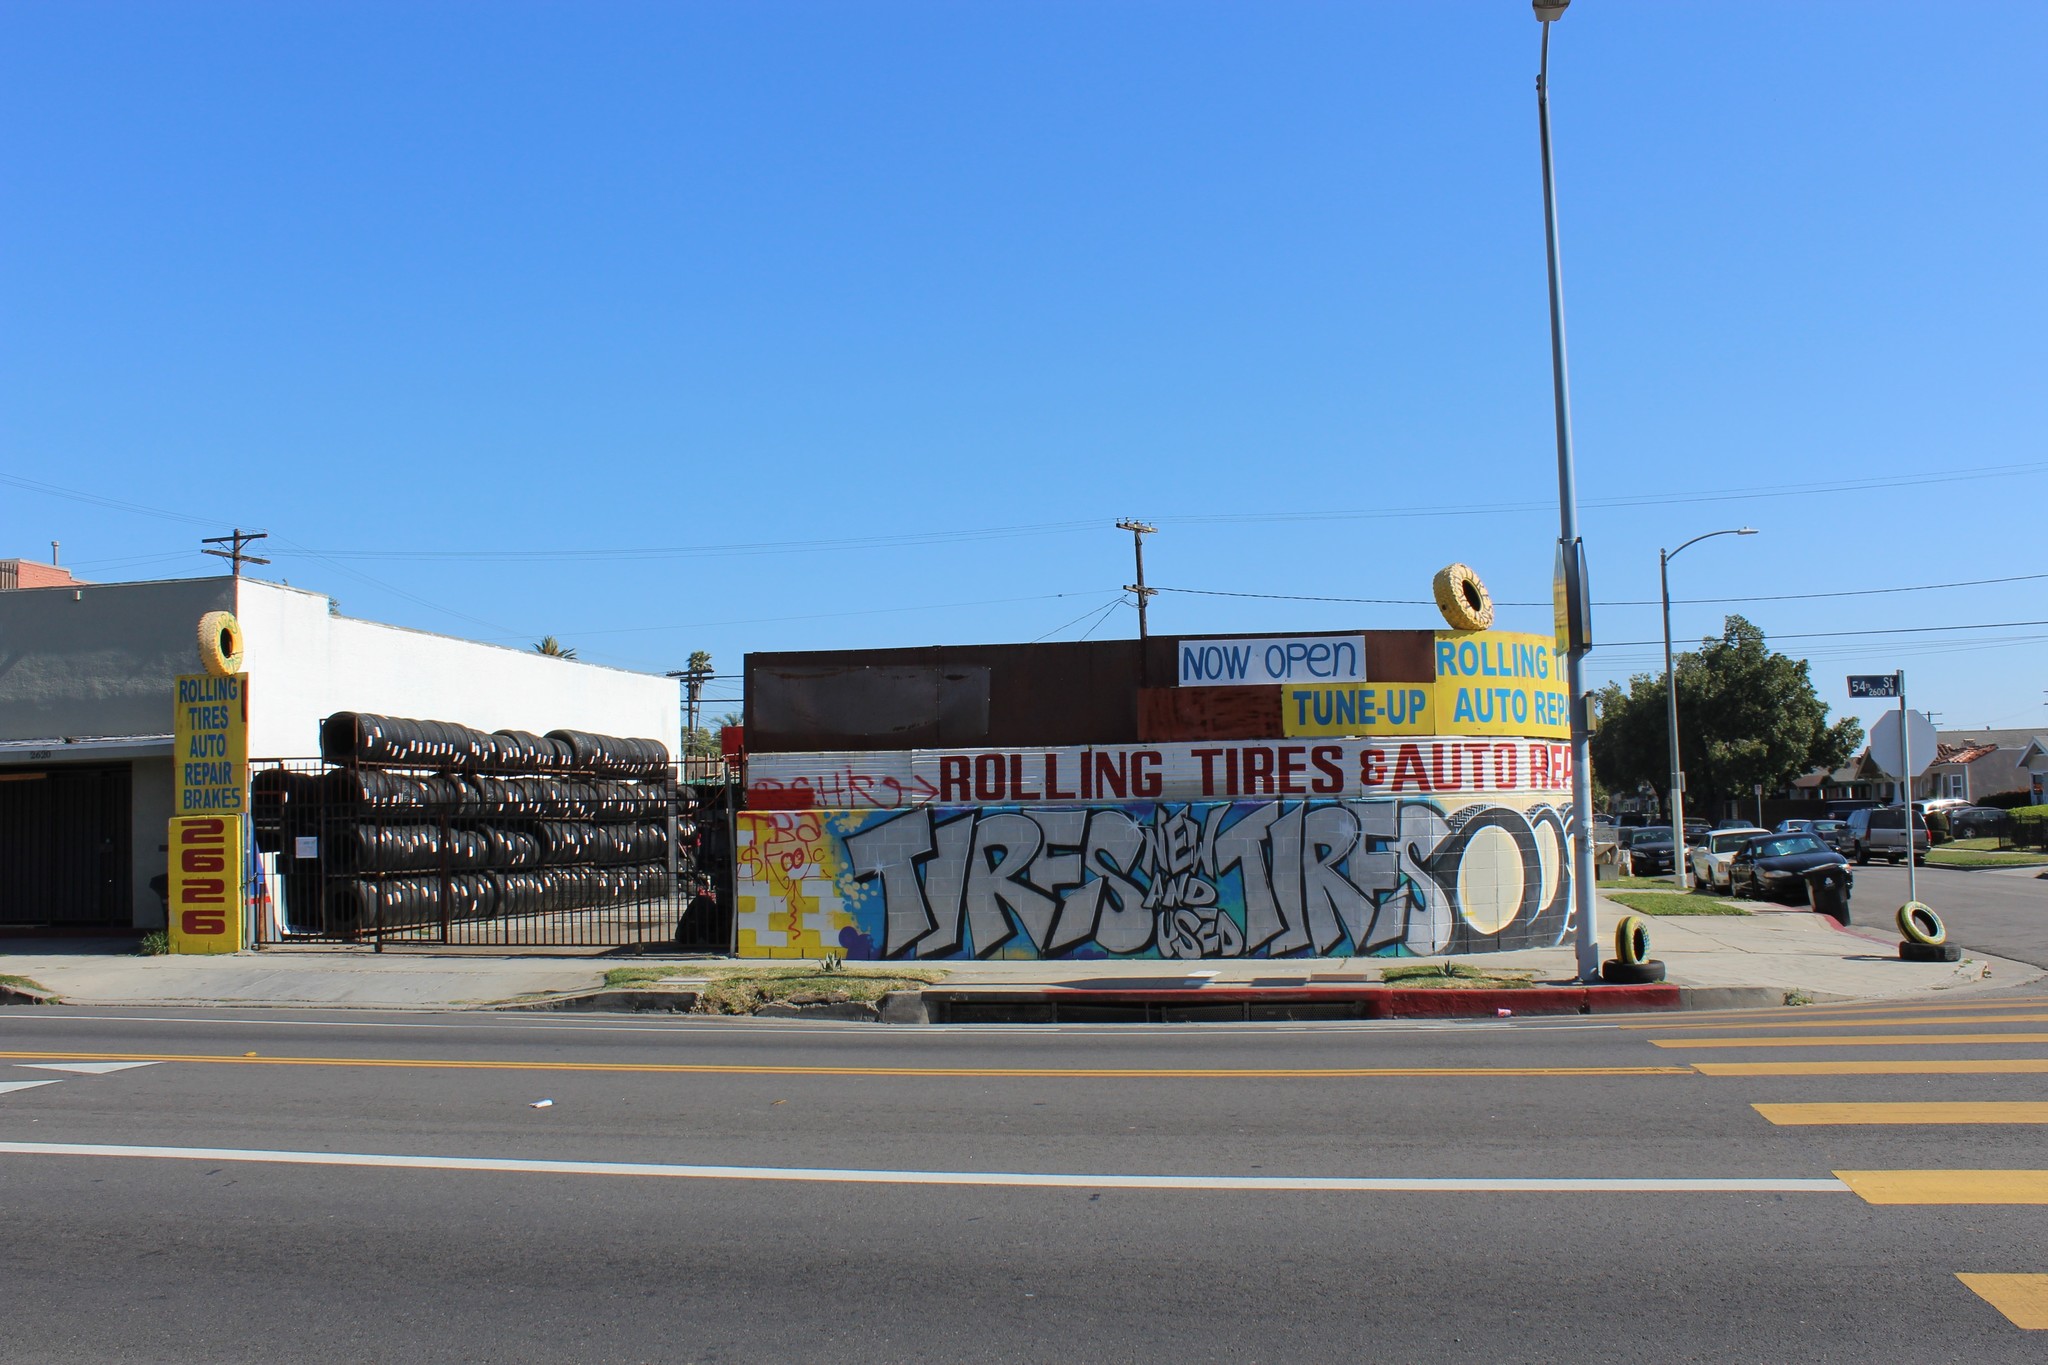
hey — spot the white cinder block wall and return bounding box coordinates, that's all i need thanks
[231,581,678,758]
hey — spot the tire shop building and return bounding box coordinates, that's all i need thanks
[0,570,679,941]
[733,576,1584,963]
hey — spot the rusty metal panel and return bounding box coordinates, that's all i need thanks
[745,642,1144,753]
[1137,686,1283,742]
[1367,631,1439,681]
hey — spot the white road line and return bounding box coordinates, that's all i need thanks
[0,1080,62,1095]
[16,1061,159,1074]
[0,1142,1853,1193]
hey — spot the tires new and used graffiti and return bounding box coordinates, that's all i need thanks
[735,795,1578,961]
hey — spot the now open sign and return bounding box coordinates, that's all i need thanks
[1177,635,1366,687]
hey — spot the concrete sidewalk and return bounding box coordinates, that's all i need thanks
[1,897,2038,1012]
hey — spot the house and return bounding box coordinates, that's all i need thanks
[1919,730,2041,804]
[2015,737,2048,805]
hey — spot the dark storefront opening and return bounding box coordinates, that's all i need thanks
[0,765,132,930]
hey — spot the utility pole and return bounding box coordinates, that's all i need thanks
[667,651,714,767]
[202,529,270,577]
[1117,520,1156,639]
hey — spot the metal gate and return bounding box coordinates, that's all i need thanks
[0,764,132,929]
[248,758,735,950]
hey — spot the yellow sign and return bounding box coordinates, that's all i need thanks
[174,672,248,815]
[1282,684,1435,737]
[167,814,244,953]
[1283,631,1569,740]
[1433,630,1569,738]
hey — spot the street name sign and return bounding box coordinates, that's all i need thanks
[1847,674,1900,699]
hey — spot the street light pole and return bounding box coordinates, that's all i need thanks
[1533,1,1600,981]
[1660,528,1758,889]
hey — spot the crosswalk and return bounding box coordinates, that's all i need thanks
[1640,995,2048,1330]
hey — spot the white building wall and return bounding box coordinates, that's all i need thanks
[231,580,676,759]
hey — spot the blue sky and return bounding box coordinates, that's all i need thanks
[4,1,2044,740]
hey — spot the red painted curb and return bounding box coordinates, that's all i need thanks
[922,983,1682,1019]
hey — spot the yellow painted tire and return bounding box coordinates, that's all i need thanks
[1432,563,1495,632]
[1614,914,1650,967]
[1896,902,1946,947]
[197,611,245,677]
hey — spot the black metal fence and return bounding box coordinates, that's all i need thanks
[249,758,735,950]
[2000,815,2048,853]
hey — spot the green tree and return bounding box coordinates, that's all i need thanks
[533,635,578,659]
[1590,615,1862,812]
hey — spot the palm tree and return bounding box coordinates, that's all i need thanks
[533,636,578,660]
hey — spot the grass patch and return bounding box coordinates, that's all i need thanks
[1604,890,1750,917]
[696,966,949,1014]
[1379,961,1536,989]
[136,930,169,956]
[1927,846,2048,868]
[0,973,53,996]
[598,962,949,1013]
[1602,874,1697,891]
[602,966,688,990]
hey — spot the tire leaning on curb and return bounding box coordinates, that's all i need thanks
[196,610,244,676]
[1896,902,1947,947]
[1431,563,1495,632]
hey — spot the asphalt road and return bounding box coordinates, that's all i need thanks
[4,999,2048,1363]
[1845,862,2047,967]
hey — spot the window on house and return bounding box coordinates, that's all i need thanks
[1945,772,1966,799]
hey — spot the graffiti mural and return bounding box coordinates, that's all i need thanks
[735,795,1576,961]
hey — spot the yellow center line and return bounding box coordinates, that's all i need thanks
[1956,1274,2048,1330]
[1836,1170,2048,1205]
[0,1051,1693,1080]
[1653,1032,2048,1050]
[1756,1102,2048,1125]
[1629,1013,2048,1034]
[1697,1059,2048,1076]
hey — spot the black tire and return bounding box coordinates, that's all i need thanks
[1887,854,1901,866]
[1898,940,1961,963]
[1600,959,1667,984]
[1854,843,1869,865]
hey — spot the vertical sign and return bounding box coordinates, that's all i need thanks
[174,672,248,814]
[167,814,244,953]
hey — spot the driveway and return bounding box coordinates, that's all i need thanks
[1843,861,2047,968]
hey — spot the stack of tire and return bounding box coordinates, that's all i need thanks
[311,711,678,937]
[319,714,670,778]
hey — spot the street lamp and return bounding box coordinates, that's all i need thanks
[1532,0,1601,980]
[1661,528,1759,889]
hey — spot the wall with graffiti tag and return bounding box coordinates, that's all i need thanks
[735,794,1577,961]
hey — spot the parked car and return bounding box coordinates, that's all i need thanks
[1949,806,2010,840]
[1683,820,1712,845]
[1727,833,1854,904]
[1844,806,1929,865]
[1778,817,1850,851]
[1810,819,1851,852]
[1691,826,1771,891]
[1626,826,1680,876]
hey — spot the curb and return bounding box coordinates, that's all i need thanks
[919,983,1681,1025]
[0,981,60,1007]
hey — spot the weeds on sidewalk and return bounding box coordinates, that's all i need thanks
[1379,962,1536,989]
[600,963,947,1014]
[136,930,169,955]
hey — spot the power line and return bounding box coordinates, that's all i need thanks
[1156,567,2048,611]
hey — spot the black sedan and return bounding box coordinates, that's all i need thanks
[1726,834,1854,904]
[1625,827,1681,875]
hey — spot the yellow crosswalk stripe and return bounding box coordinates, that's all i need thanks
[1697,1059,2048,1076]
[1634,1013,2048,1034]
[1755,1102,2048,1125]
[1623,1000,2048,1030]
[1835,1170,2048,1204]
[1956,1274,2048,1329]
[1653,1032,2048,1050]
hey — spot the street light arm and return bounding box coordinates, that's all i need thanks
[1666,526,1758,562]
